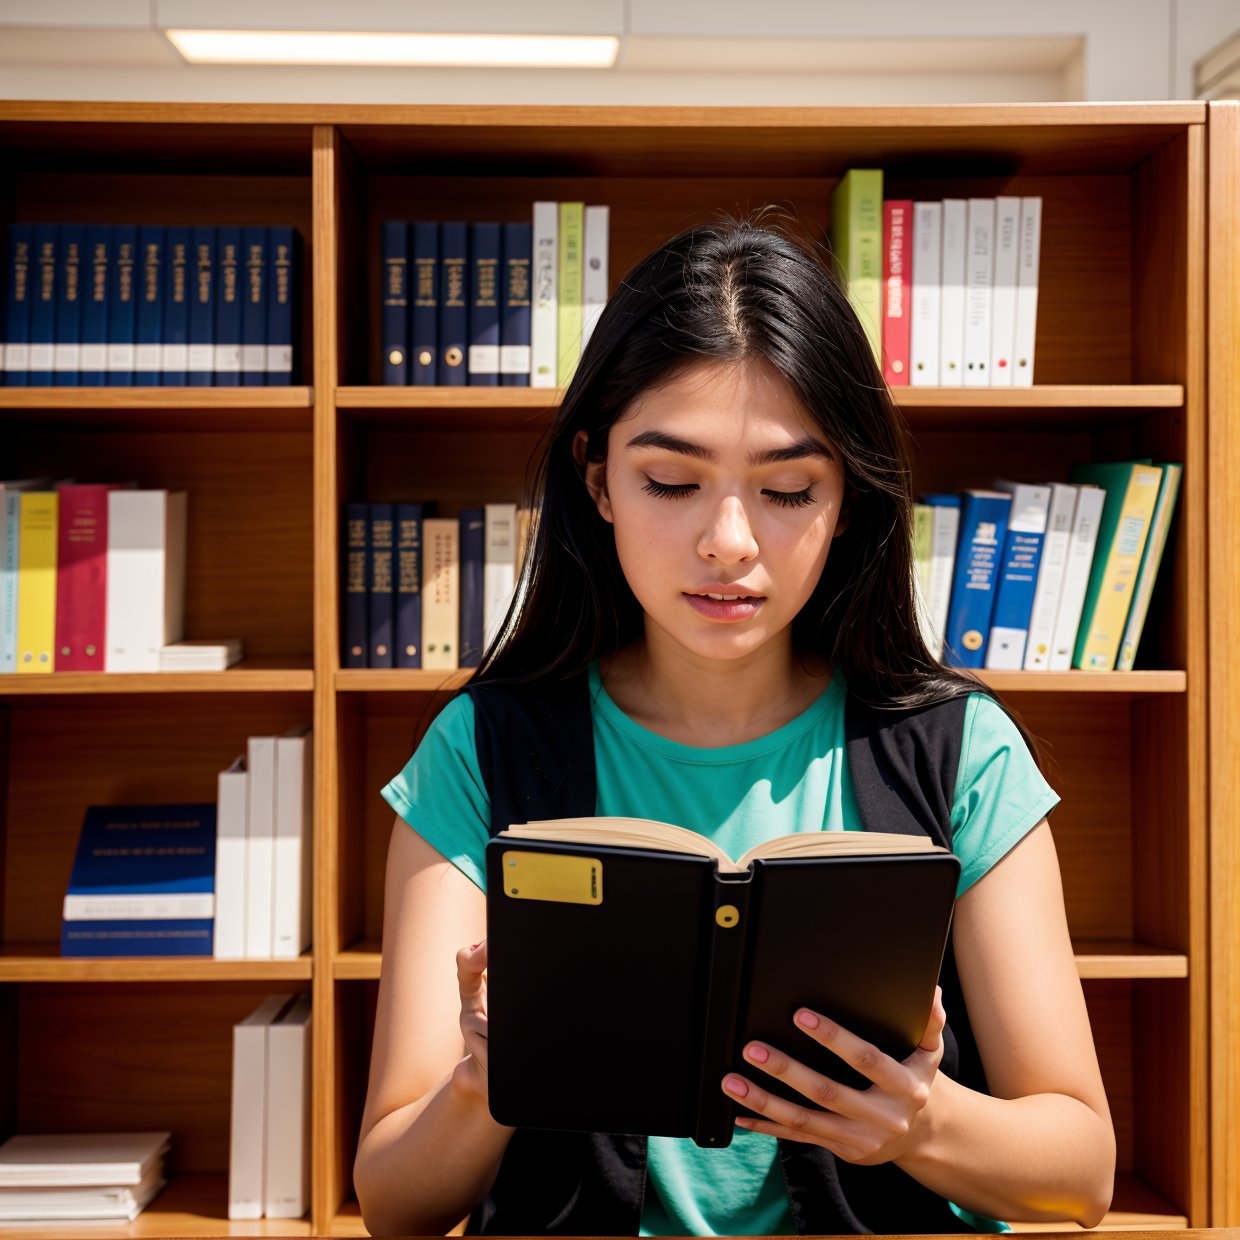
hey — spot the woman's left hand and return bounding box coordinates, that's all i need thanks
[722,985,946,1166]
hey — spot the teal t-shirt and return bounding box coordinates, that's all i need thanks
[380,663,1059,1236]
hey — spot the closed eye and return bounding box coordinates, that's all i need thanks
[640,477,817,509]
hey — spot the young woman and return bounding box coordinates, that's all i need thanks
[353,213,1116,1236]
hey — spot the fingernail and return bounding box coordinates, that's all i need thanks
[470,941,483,951]
[724,1076,748,1097]
[745,1044,769,1064]
[796,1009,819,1029]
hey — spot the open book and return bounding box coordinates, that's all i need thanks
[485,816,959,1147]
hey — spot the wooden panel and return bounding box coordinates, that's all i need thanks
[4,696,311,945]
[0,662,312,697]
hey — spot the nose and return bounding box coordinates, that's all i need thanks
[698,494,759,565]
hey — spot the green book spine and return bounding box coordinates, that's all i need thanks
[830,169,883,364]
[556,202,584,388]
[1115,463,1183,671]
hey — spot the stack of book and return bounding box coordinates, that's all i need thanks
[343,500,534,670]
[380,202,608,388]
[1,479,200,675]
[0,1131,170,1224]
[158,638,244,672]
[61,804,217,957]
[215,725,313,960]
[2,223,298,386]
[912,460,1183,672]
[229,995,311,1220]
[831,169,1042,387]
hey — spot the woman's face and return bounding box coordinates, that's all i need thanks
[580,356,848,664]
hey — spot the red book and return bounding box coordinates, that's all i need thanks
[54,482,131,671]
[882,200,912,387]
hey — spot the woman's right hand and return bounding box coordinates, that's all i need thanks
[453,939,491,1102]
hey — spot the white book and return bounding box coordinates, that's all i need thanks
[215,754,248,959]
[483,503,518,649]
[581,205,609,352]
[421,518,460,671]
[104,490,187,673]
[0,1172,165,1221]
[228,994,292,1220]
[986,481,1052,670]
[939,200,968,385]
[530,201,558,389]
[0,1132,170,1188]
[908,202,942,387]
[245,735,278,958]
[1012,196,1043,387]
[988,197,1021,386]
[1023,483,1077,670]
[159,638,244,672]
[926,502,960,661]
[62,892,213,921]
[263,995,312,1219]
[272,724,312,959]
[1049,484,1106,671]
[963,198,995,387]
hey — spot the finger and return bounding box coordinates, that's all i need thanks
[722,1071,855,1149]
[918,986,946,1052]
[791,1009,907,1092]
[456,939,487,996]
[735,1040,871,1120]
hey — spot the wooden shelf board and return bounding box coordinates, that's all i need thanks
[0,659,314,697]
[0,387,313,409]
[334,941,382,980]
[0,943,313,983]
[334,668,470,693]
[328,1199,368,1237]
[1007,1171,1188,1231]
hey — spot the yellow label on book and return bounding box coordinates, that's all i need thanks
[501,850,602,905]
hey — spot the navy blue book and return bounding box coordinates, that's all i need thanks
[79,225,110,385]
[134,225,164,387]
[395,502,424,668]
[241,226,267,387]
[439,221,469,387]
[187,226,215,386]
[214,226,242,385]
[161,226,190,385]
[368,503,395,668]
[54,223,83,386]
[382,220,409,384]
[28,224,58,386]
[267,226,296,386]
[344,502,369,668]
[412,221,439,386]
[3,224,33,387]
[106,225,137,385]
[60,803,217,958]
[942,489,1013,669]
[459,507,485,668]
[501,221,532,387]
[468,222,501,386]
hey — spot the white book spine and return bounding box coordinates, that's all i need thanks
[483,503,518,649]
[938,199,967,385]
[107,341,134,373]
[963,198,995,387]
[1049,486,1106,670]
[909,202,942,387]
[188,343,215,373]
[161,342,188,372]
[245,736,278,958]
[272,725,312,959]
[581,205,609,352]
[985,482,1052,670]
[1023,483,1077,670]
[421,518,460,671]
[62,892,214,920]
[927,505,959,661]
[79,342,106,373]
[263,995,312,1218]
[214,342,241,374]
[215,755,249,959]
[988,197,1021,387]
[530,201,558,389]
[133,342,160,375]
[228,994,291,1220]
[104,491,187,672]
[28,341,53,373]
[54,341,80,375]
[0,495,18,675]
[241,343,265,375]
[1012,196,1043,388]
[6,342,28,372]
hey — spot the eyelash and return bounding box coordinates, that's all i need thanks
[640,478,817,509]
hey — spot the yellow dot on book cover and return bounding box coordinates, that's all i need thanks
[418,350,433,366]
[388,348,404,365]
[962,629,983,651]
[445,347,463,367]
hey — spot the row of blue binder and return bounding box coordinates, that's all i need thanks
[2,223,298,386]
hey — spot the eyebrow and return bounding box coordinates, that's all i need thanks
[625,429,835,466]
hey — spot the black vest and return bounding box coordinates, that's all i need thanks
[464,673,988,1235]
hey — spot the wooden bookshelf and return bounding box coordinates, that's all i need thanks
[0,100,1220,1235]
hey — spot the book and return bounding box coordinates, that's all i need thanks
[1012,197,1042,387]
[0,1172,165,1222]
[485,817,959,1146]
[263,994,312,1218]
[468,221,501,386]
[962,199,994,387]
[557,201,584,387]
[272,724,312,959]
[215,754,248,959]
[54,223,83,386]
[3,224,32,386]
[158,638,243,671]
[908,201,940,386]
[245,734,278,958]
[214,226,242,385]
[106,225,137,385]
[439,221,468,386]
[134,225,162,387]
[829,169,883,364]
[16,490,58,673]
[1115,462,1182,671]
[343,502,368,668]
[459,507,485,668]
[483,502,518,648]
[988,197,1021,386]
[394,502,424,668]
[881,199,911,386]
[187,225,215,386]
[942,489,1011,668]
[1068,460,1163,670]
[28,224,56,386]
[241,226,267,387]
[411,221,439,385]
[1048,484,1106,671]
[266,225,295,385]
[530,201,558,389]
[422,517,460,670]
[581,205,609,354]
[381,220,408,385]
[1022,483,1078,671]
[922,494,960,662]
[1,480,55,673]
[984,481,1051,670]
[501,220,532,387]
[0,1131,170,1187]
[368,502,395,668]
[79,224,110,385]
[161,225,190,384]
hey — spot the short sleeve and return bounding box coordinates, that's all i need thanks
[379,693,492,892]
[950,693,1061,897]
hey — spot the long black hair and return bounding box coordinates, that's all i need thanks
[469,208,1015,722]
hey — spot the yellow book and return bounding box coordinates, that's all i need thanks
[16,491,58,674]
[556,202,584,388]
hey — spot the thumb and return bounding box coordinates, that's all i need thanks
[919,985,946,1051]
